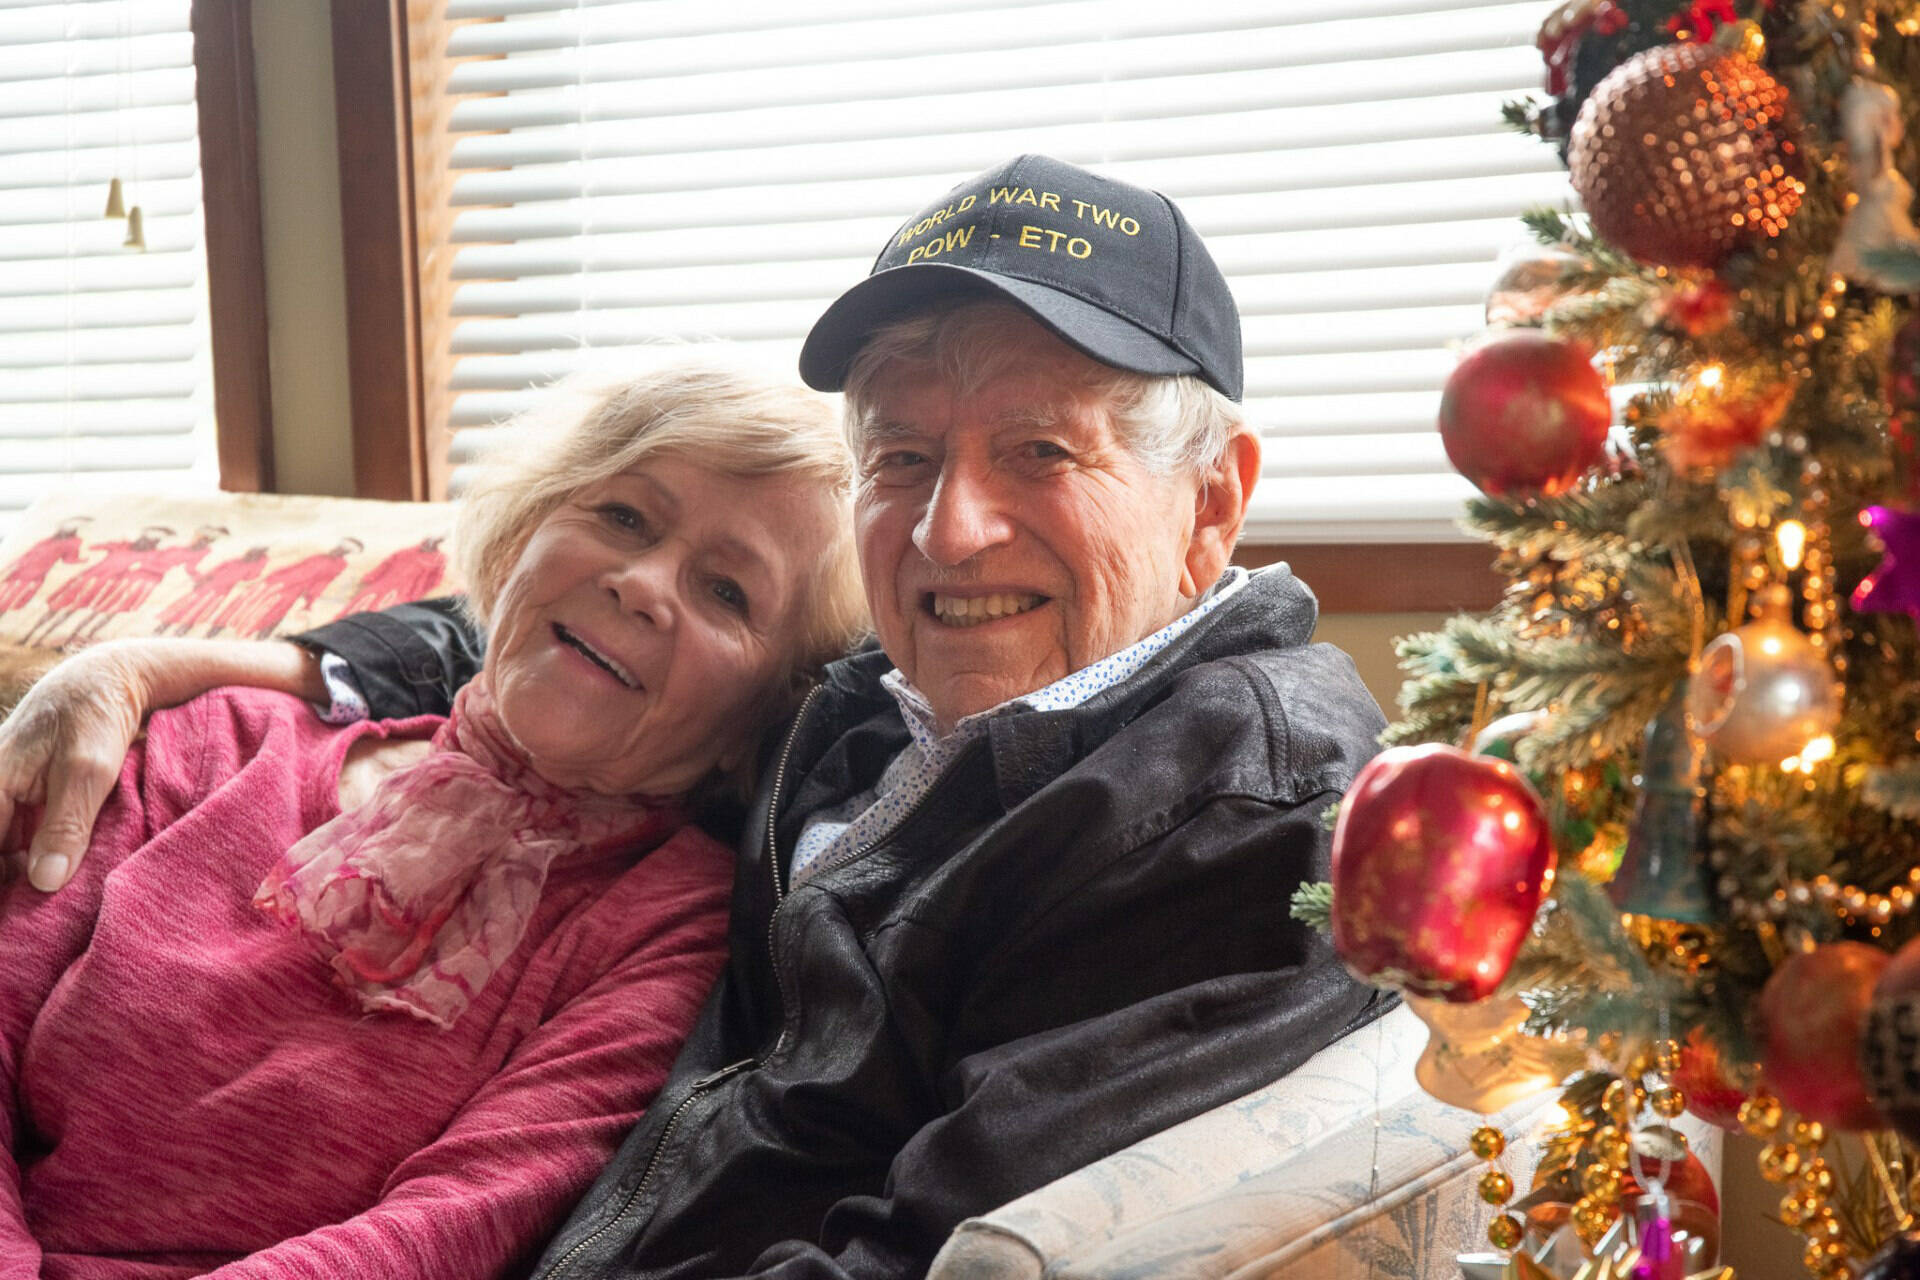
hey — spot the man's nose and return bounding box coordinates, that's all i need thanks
[913,460,1014,565]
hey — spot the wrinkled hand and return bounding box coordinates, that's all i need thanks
[0,643,152,891]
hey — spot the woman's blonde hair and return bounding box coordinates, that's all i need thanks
[454,353,869,775]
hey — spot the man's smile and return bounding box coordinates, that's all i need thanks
[926,592,1048,627]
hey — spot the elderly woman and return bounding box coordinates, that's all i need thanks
[0,358,866,1278]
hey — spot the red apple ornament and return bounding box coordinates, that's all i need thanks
[1330,744,1556,1001]
[1438,333,1613,497]
[1758,942,1890,1131]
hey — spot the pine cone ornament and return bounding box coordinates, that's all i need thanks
[1569,43,1803,269]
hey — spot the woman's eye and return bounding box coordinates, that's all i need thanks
[597,503,646,534]
[711,578,749,614]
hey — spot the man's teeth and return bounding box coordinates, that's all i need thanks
[931,593,1044,627]
[557,625,638,688]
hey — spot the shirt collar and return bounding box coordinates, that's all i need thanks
[879,567,1251,751]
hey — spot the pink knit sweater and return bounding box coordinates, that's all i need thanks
[0,688,732,1279]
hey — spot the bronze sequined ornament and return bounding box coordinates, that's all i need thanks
[1567,43,1802,270]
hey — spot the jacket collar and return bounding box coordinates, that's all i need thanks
[806,565,1323,813]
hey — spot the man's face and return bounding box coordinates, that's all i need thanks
[853,323,1204,729]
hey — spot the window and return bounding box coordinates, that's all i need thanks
[423,0,1566,546]
[0,0,218,538]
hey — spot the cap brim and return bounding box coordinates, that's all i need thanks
[798,263,1205,393]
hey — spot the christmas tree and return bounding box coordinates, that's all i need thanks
[1307,2,1920,1276]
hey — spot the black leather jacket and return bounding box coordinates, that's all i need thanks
[297,566,1391,1280]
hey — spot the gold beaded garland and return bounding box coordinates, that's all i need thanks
[1760,1141,1804,1182]
[1479,1170,1515,1206]
[1740,1092,1784,1137]
[1469,1126,1506,1160]
[1804,1239,1849,1271]
[1804,1209,1844,1242]
[1488,1213,1525,1251]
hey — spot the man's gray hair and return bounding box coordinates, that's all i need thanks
[841,299,1243,476]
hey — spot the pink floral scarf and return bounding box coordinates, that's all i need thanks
[254,677,685,1029]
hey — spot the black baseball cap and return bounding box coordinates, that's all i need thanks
[798,155,1244,401]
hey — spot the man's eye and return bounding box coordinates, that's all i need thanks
[865,450,932,485]
[711,578,749,614]
[1016,441,1072,468]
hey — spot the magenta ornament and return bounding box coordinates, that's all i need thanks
[1853,505,1920,623]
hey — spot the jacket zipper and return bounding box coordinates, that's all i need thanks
[764,725,981,1059]
[761,685,824,1059]
[537,1058,753,1279]
[538,690,833,1279]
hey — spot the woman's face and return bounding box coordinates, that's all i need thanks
[486,455,841,796]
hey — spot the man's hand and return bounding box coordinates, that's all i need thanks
[0,639,325,891]
[0,643,154,890]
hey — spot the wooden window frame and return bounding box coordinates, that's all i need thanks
[191,0,276,493]
[1234,543,1499,614]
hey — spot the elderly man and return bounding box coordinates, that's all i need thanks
[0,156,1388,1278]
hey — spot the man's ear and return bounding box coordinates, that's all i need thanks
[1179,430,1261,598]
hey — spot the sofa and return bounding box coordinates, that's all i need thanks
[0,489,1721,1279]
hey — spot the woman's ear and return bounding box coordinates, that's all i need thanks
[1179,430,1261,598]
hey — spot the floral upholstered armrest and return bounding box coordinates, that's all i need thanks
[929,1004,1714,1280]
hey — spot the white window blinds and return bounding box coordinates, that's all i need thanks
[0,0,216,538]
[438,0,1567,542]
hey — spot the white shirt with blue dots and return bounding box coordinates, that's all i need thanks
[788,568,1250,885]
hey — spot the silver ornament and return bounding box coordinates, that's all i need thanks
[1687,584,1840,762]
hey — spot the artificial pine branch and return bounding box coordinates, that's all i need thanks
[1463,481,1653,560]
[1513,666,1683,771]
[1289,881,1333,931]
[1502,98,1542,135]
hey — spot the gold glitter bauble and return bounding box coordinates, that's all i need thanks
[1800,1159,1836,1195]
[1650,1086,1687,1118]
[1567,44,1802,269]
[1470,1125,1506,1160]
[1740,1092,1784,1136]
[1591,1124,1632,1169]
[1653,1037,1683,1075]
[1793,1119,1828,1148]
[1480,1170,1515,1205]
[1760,1141,1803,1181]
[1489,1213,1525,1251]
[1573,1197,1615,1243]
[1602,1079,1636,1123]
[1580,1161,1622,1201]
